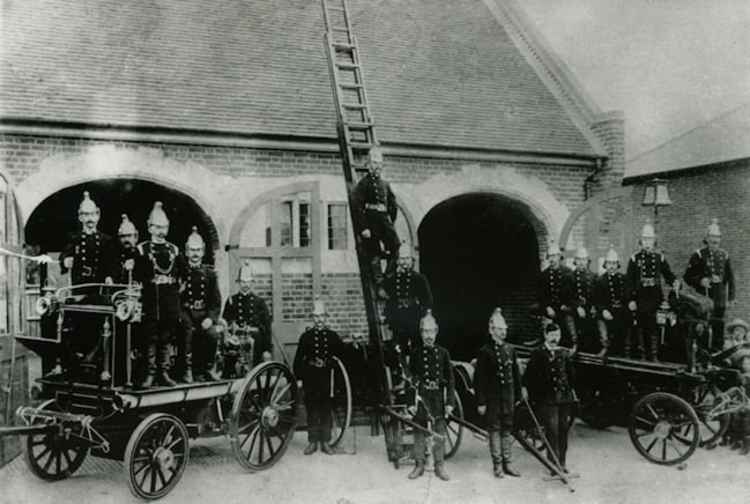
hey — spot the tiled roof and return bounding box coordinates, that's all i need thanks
[626,103,750,179]
[0,0,599,156]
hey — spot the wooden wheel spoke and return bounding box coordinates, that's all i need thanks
[637,431,654,439]
[645,404,660,421]
[258,429,266,462]
[163,425,176,447]
[268,372,282,399]
[166,436,184,451]
[245,426,261,459]
[635,415,657,428]
[661,440,667,461]
[63,449,75,468]
[43,447,57,472]
[645,437,659,454]
[149,465,157,494]
[238,419,260,436]
[666,437,685,457]
[156,466,168,489]
[55,449,62,474]
[138,466,152,489]
[133,461,150,477]
[241,424,261,448]
[672,433,694,446]
[35,446,52,464]
[701,421,718,434]
[271,383,292,406]
[264,431,276,459]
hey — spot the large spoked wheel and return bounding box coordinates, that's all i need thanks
[23,399,89,481]
[230,361,298,471]
[329,357,352,448]
[628,392,700,465]
[444,390,464,459]
[692,385,730,446]
[124,413,190,500]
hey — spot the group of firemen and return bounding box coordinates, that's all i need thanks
[537,218,734,362]
[50,191,271,388]
[45,149,741,481]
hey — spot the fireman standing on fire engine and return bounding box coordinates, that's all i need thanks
[625,220,678,361]
[536,239,577,349]
[180,226,222,383]
[684,218,735,351]
[593,247,629,357]
[138,202,188,388]
[571,247,596,352]
[351,146,400,283]
[114,214,141,285]
[52,191,116,377]
[222,261,272,367]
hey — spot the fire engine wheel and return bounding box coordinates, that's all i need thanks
[628,392,700,465]
[230,361,298,471]
[444,390,464,460]
[691,385,730,446]
[23,399,89,481]
[329,357,352,449]
[124,413,190,500]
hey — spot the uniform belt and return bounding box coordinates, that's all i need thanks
[187,300,206,310]
[422,380,440,390]
[365,203,387,212]
[641,278,656,287]
[397,299,414,309]
[80,265,94,277]
[152,274,175,285]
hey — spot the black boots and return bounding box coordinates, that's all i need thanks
[502,433,521,477]
[490,431,503,478]
[140,344,177,388]
[434,462,450,481]
[408,462,425,479]
[303,442,318,455]
[181,353,194,384]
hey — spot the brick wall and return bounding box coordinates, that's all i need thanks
[0,132,593,347]
[591,110,626,191]
[627,159,750,324]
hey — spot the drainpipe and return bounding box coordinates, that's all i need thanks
[584,158,604,201]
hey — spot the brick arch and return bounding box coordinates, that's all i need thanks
[14,144,228,247]
[400,163,569,246]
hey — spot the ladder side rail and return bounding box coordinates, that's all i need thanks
[323,32,393,408]
[349,35,377,147]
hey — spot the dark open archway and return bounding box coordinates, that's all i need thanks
[26,179,219,263]
[418,193,544,361]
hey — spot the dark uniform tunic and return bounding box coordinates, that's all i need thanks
[351,172,399,262]
[383,269,433,353]
[293,326,343,443]
[523,345,576,467]
[537,265,577,346]
[593,271,629,352]
[114,245,143,285]
[408,344,456,463]
[181,264,222,373]
[58,230,117,365]
[572,267,596,349]
[137,241,188,344]
[625,249,676,357]
[474,341,521,431]
[684,246,735,349]
[60,231,117,287]
[222,291,271,366]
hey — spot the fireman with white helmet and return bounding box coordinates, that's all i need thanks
[535,238,577,349]
[625,220,678,361]
[138,202,189,388]
[474,308,526,478]
[180,226,222,383]
[51,191,117,379]
[684,218,735,350]
[114,214,141,284]
[593,246,629,357]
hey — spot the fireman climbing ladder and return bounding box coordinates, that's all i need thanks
[321,0,390,409]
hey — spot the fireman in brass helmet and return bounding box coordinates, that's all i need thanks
[571,247,596,352]
[351,145,400,284]
[115,214,141,285]
[180,226,222,383]
[138,202,188,388]
[51,191,117,378]
[222,260,272,368]
[535,239,577,349]
[684,218,735,351]
[625,220,678,361]
[593,246,629,358]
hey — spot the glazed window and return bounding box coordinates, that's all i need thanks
[327,203,348,250]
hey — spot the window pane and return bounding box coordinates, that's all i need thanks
[327,204,348,250]
[299,203,310,248]
[280,201,293,247]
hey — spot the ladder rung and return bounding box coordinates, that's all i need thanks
[350,141,373,150]
[331,27,350,32]
[343,103,366,109]
[328,6,346,12]
[336,62,360,70]
[340,83,363,90]
[345,121,374,130]
[333,42,356,51]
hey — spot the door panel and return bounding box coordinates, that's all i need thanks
[227,182,322,367]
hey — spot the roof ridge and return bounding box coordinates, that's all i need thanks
[628,101,750,163]
[483,0,607,157]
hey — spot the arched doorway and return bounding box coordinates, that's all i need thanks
[418,193,544,361]
[25,179,219,289]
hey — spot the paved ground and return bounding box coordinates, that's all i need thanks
[2,421,750,504]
